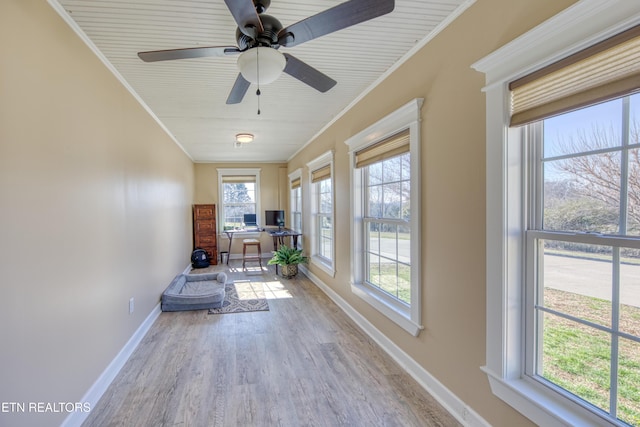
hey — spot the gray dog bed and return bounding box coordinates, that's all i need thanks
[161,272,227,312]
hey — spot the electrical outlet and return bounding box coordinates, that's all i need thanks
[129,297,134,314]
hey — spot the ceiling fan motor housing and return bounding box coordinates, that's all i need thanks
[236,14,283,50]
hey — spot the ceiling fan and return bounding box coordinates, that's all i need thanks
[138,0,395,105]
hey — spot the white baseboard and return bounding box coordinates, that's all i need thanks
[299,265,490,427]
[61,303,162,427]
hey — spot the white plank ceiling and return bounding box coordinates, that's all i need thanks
[53,0,468,162]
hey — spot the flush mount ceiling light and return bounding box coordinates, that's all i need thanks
[237,47,286,85]
[235,133,254,144]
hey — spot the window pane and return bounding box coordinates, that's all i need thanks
[383,156,402,182]
[617,337,640,426]
[543,153,621,234]
[368,223,380,254]
[320,191,332,214]
[367,253,381,287]
[398,223,411,264]
[627,148,640,236]
[369,162,382,185]
[400,152,411,181]
[541,312,611,413]
[365,220,411,305]
[320,178,331,194]
[368,184,382,217]
[401,181,411,221]
[541,242,612,327]
[379,223,397,260]
[620,261,640,337]
[378,258,398,298]
[397,263,411,304]
[543,98,622,158]
[292,212,301,232]
[223,183,255,203]
[383,182,402,219]
[319,214,332,259]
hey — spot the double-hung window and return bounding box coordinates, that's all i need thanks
[307,151,334,276]
[527,95,640,426]
[346,99,423,336]
[217,168,260,231]
[289,169,302,250]
[473,3,640,426]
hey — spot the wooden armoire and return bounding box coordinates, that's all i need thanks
[192,204,218,265]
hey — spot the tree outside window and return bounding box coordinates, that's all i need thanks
[222,182,256,230]
[217,168,260,233]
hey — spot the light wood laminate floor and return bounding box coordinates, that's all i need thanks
[83,264,461,427]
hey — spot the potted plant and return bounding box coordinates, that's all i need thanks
[268,245,308,278]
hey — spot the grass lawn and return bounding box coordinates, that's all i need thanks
[368,262,411,303]
[543,288,640,425]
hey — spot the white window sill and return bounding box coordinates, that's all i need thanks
[482,367,617,427]
[310,256,335,278]
[351,282,423,337]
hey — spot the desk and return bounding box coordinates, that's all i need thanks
[222,228,301,265]
[266,229,302,250]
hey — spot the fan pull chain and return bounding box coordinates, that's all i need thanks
[256,47,261,115]
[256,90,261,115]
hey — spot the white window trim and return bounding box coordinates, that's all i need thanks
[471,1,640,425]
[345,98,424,337]
[307,151,335,277]
[217,168,261,237]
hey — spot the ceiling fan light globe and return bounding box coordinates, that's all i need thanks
[237,47,285,85]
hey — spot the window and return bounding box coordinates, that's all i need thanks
[289,169,302,250]
[346,99,423,336]
[528,97,640,426]
[217,168,261,231]
[307,151,335,276]
[473,2,640,426]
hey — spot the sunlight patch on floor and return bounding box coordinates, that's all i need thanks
[262,279,293,299]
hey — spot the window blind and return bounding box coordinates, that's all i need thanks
[311,165,331,183]
[509,24,640,126]
[354,129,410,168]
[222,175,256,183]
[291,177,301,189]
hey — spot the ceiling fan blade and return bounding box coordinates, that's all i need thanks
[278,0,394,47]
[226,73,251,104]
[138,46,240,62]
[224,0,264,38]
[283,53,336,93]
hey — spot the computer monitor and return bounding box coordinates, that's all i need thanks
[265,210,285,229]
[243,213,257,227]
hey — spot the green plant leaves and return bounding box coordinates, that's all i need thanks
[267,245,309,265]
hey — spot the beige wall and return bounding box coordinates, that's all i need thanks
[287,0,577,425]
[0,1,194,426]
[194,163,289,256]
